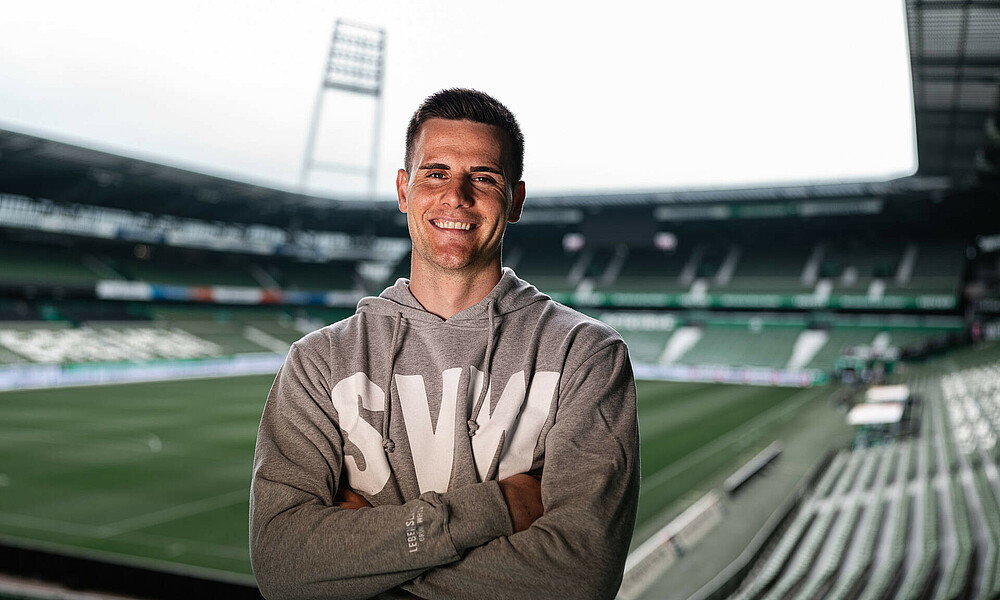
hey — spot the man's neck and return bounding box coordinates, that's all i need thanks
[408,262,503,320]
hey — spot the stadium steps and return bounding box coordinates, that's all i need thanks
[792,447,893,599]
[752,449,881,600]
[895,479,940,600]
[935,478,973,600]
[172,324,274,354]
[823,448,898,600]
[616,329,671,365]
[659,326,702,365]
[754,506,838,600]
[727,508,818,600]
[597,244,629,288]
[813,452,848,499]
[675,326,798,369]
[785,329,828,371]
[606,247,689,292]
[973,468,1000,600]
[823,494,888,600]
[858,443,913,600]
[788,496,863,600]
[721,241,812,294]
[831,450,867,499]
[907,439,920,481]
[242,320,303,345]
[804,329,879,371]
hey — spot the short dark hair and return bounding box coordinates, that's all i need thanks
[404,88,525,184]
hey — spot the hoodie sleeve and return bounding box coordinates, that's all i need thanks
[250,342,514,600]
[399,340,641,600]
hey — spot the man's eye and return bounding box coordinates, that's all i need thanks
[428,172,445,179]
[474,176,496,184]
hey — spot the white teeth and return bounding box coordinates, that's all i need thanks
[434,219,472,230]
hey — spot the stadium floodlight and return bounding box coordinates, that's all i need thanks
[300,19,387,198]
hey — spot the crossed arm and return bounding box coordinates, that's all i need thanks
[336,475,543,535]
[250,341,639,600]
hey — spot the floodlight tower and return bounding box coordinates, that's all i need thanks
[300,20,387,197]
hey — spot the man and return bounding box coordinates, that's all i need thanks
[250,88,640,599]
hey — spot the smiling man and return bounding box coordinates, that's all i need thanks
[250,89,640,600]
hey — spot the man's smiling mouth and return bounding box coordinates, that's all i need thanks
[431,219,476,231]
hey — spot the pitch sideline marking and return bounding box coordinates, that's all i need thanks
[0,425,178,455]
[0,510,247,559]
[0,530,255,583]
[98,489,248,537]
[639,385,827,496]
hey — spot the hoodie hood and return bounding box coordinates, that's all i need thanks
[356,267,550,324]
[353,267,552,456]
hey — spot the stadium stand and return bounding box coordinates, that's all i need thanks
[602,247,690,292]
[671,325,800,369]
[723,242,813,293]
[511,237,580,293]
[0,236,111,285]
[721,344,1000,600]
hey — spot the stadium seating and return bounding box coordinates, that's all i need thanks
[727,347,1000,600]
[609,313,959,374]
[0,305,321,364]
[723,242,813,293]
[560,235,970,300]
[672,325,800,369]
[885,241,967,295]
[858,443,911,600]
[509,238,580,293]
[265,258,361,291]
[0,240,111,285]
[603,247,690,292]
[0,324,222,363]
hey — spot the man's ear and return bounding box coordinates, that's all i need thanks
[396,169,409,213]
[507,181,526,223]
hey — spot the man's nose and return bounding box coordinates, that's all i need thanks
[441,176,474,208]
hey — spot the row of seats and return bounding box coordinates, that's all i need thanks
[513,239,966,296]
[0,318,309,364]
[0,236,966,297]
[617,324,953,371]
[0,239,370,291]
[0,326,223,364]
[729,346,1000,600]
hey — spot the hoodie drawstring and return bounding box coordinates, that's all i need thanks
[468,299,497,437]
[383,311,402,453]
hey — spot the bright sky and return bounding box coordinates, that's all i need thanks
[0,1,916,201]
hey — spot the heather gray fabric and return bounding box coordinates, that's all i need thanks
[250,268,640,599]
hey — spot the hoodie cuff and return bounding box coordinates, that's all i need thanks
[444,480,514,552]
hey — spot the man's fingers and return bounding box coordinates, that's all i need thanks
[334,486,373,510]
[498,473,544,533]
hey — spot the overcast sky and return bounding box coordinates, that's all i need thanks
[0,1,916,201]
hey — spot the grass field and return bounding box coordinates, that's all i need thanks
[0,374,829,580]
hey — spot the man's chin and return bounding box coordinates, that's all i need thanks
[418,252,497,275]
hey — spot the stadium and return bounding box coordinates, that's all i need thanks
[1,2,1000,599]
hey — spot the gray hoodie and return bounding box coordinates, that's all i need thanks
[250,268,639,600]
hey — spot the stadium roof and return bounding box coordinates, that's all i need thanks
[0,126,402,234]
[0,1,996,221]
[906,0,1000,185]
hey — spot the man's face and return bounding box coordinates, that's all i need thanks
[397,118,525,276]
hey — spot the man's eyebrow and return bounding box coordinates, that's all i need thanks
[470,166,504,176]
[417,163,505,177]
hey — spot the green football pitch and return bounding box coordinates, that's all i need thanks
[0,375,828,580]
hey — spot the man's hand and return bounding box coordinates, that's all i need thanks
[335,486,373,510]
[498,473,543,533]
